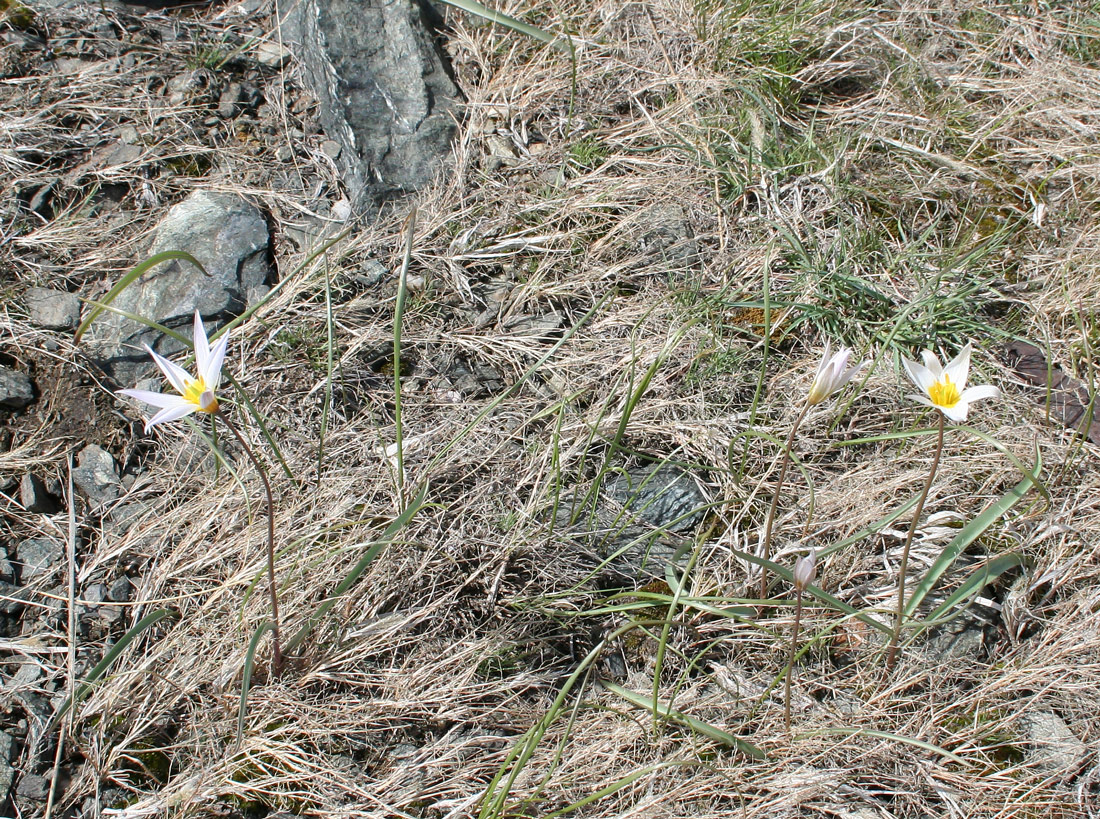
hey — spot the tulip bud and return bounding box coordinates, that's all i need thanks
[793,549,817,591]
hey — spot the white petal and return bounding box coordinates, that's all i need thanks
[193,311,210,378]
[940,401,969,423]
[832,347,853,371]
[147,346,191,395]
[906,393,937,409]
[920,350,944,380]
[118,389,192,410]
[204,332,229,390]
[903,357,936,392]
[943,342,972,391]
[145,402,198,432]
[814,342,832,381]
[959,384,1000,404]
[837,360,866,390]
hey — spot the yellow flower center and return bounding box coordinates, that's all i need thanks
[928,375,960,408]
[182,377,218,413]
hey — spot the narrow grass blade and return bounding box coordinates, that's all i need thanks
[904,455,1041,619]
[283,482,429,654]
[925,553,1031,624]
[316,259,335,484]
[478,641,604,819]
[602,680,764,758]
[48,608,178,731]
[437,0,566,50]
[75,251,208,342]
[542,761,698,818]
[651,542,701,735]
[392,208,416,512]
[839,429,1048,503]
[235,620,273,750]
[799,727,968,766]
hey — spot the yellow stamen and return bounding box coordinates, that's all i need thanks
[182,378,218,412]
[928,374,960,408]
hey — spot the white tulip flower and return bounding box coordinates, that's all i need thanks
[902,342,1000,423]
[118,311,228,432]
[806,342,864,406]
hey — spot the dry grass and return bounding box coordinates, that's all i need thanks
[3,0,1100,817]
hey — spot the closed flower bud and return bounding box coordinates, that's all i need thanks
[793,549,817,591]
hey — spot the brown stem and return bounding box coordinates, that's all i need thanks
[760,401,811,601]
[784,588,804,733]
[216,409,282,675]
[885,410,945,671]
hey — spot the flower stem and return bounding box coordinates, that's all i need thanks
[784,587,804,733]
[760,401,811,601]
[216,409,283,675]
[885,410,945,671]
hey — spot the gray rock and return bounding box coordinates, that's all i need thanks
[20,473,60,514]
[0,366,34,409]
[922,613,988,664]
[16,772,50,801]
[502,312,564,338]
[0,730,13,804]
[84,583,109,604]
[0,549,14,583]
[86,191,271,383]
[1022,712,1086,778]
[15,538,64,582]
[438,357,504,399]
[560,464,707,580]
[284,0,462,215]
[106,500,151,535]
[72,444,122,510]
[217,81,244,118]
[0,581,26,615]
[637,203,699,270]
[255,41,291,69]
[24,286,81,331]
[107,576,133,603]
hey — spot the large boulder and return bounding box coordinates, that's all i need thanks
[87,191,271,384]
[285,0,462,215]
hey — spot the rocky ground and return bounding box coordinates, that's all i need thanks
[2,0,1100,817]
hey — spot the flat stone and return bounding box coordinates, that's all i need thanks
[636,203,699,269]
[72,444,122,509]
[84,583,109,604]
[255,41,291,69]
[15,537,64,582]
[0,581,26,615]
[20,473,60,514]
[557,464,708,581]
[1022,712,1086,778]
[0,549,14,583]
[107,576,132,603]
[16,772,50,801]
[0,366,34,409]
[106,500,150,535]
[86,191,271,384]
[24,287,81,331]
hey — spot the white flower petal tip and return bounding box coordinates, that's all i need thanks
[117,316,231,432]
[806,344,866,406]
[793,549,817,591]
[903,343,998,421]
